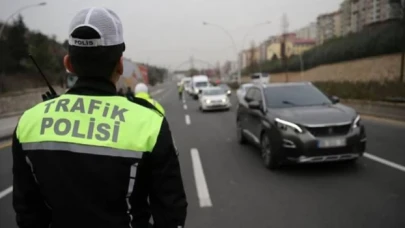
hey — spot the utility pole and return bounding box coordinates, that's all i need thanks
[281,13,290,82]
[190,56,195,70]
[400,0,405,82]
[391,0,405,82]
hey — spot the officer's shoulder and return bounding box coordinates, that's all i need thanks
[125,96,164,117]
[18,98,54,125]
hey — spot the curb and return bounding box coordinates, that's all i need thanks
[0,135,12,142]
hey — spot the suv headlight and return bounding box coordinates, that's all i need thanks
[275,118,303,133]
[352,115,361,129]
[204,99,211,104]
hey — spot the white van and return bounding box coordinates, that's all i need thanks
[251,73,269,84]
[191,75,210,99]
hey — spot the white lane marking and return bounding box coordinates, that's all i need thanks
[183,104,187,110]
[190,148,213,208]
[0,186,13,200]
[364,153,405,173]
[185,115,191,125]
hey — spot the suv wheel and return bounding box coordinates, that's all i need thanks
[236,120,247,144]
[261,134,280,170]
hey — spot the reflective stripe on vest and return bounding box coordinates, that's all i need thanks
[17,94,164,155]
[22,142,144,158]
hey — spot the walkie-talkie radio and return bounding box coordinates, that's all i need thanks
[28,54,58,101]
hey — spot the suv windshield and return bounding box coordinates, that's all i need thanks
[264,84,332,108]
[195,81,208,87]
[203,89,225,96]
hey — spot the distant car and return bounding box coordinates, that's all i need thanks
[217,83,231,96]
[199,87,231,112]
[181,77,191,93]
[236,83,253,104]
[250,73,269,84]
[236,82,366,170]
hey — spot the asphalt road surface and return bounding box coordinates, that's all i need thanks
[1,82,405,228]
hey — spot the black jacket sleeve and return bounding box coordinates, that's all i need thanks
[147,118,188,228]
[12,128,51,228]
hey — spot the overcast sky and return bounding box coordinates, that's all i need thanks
[1,0,341,70]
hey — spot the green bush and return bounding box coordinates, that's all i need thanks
[248,21,403,74]
[314,80,405,102]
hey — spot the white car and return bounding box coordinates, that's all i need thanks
[181,78,191,93]
[199,87,231,111]
[236,83,253,105]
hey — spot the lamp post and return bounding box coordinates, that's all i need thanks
[0,2,47,78]
[203,21,240,84]
[0,2,46,39]
[203,21,271,85]
[241,21,271,51]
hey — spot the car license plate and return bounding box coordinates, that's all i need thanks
[318,138,346,148]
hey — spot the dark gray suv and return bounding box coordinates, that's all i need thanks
[236,82,366,170]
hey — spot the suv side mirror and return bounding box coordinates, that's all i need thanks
[248,100,261,109]
[198,89,202,94]
[331,95,340,104]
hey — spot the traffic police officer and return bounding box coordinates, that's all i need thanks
[134,83,165,115]
[178,83,184,100]
[12,7,187,228]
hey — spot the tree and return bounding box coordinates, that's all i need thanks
[5,15,28,72]
[248,41,259,73]
[280,13,290,81]
[188,68,199,76]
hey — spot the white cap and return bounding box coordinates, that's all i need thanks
[134,83,149,94]
[68,7,124,47]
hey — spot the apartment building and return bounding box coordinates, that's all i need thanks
[266,33,315,60]
[239,47,260,69]
[316,11,342,44]
[341,0,352,35]
[295,22,317,40]
[340,0,402,35]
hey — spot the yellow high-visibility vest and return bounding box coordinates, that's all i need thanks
[17,94,164,156]
[135,92,165,115]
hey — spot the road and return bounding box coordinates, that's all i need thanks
[1,82,405,228]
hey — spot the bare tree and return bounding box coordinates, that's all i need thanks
[249,40,259,73]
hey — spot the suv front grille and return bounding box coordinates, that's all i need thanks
[305,124,351,137]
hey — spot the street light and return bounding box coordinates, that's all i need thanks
[240,21,271,79]
[203,21,271,85]
[0,2,46,78]
[0,2,47,39]
[203,21,241,84]
[241,21,271,50]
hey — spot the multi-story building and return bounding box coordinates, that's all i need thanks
[239,50,250,69]
[316,11,341,44]
[295,22,317,40]
[239,47,260,69]
[266,33,316,60]
[342,0,402,35]
[340,0,352,35]
[259,39,271,63]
